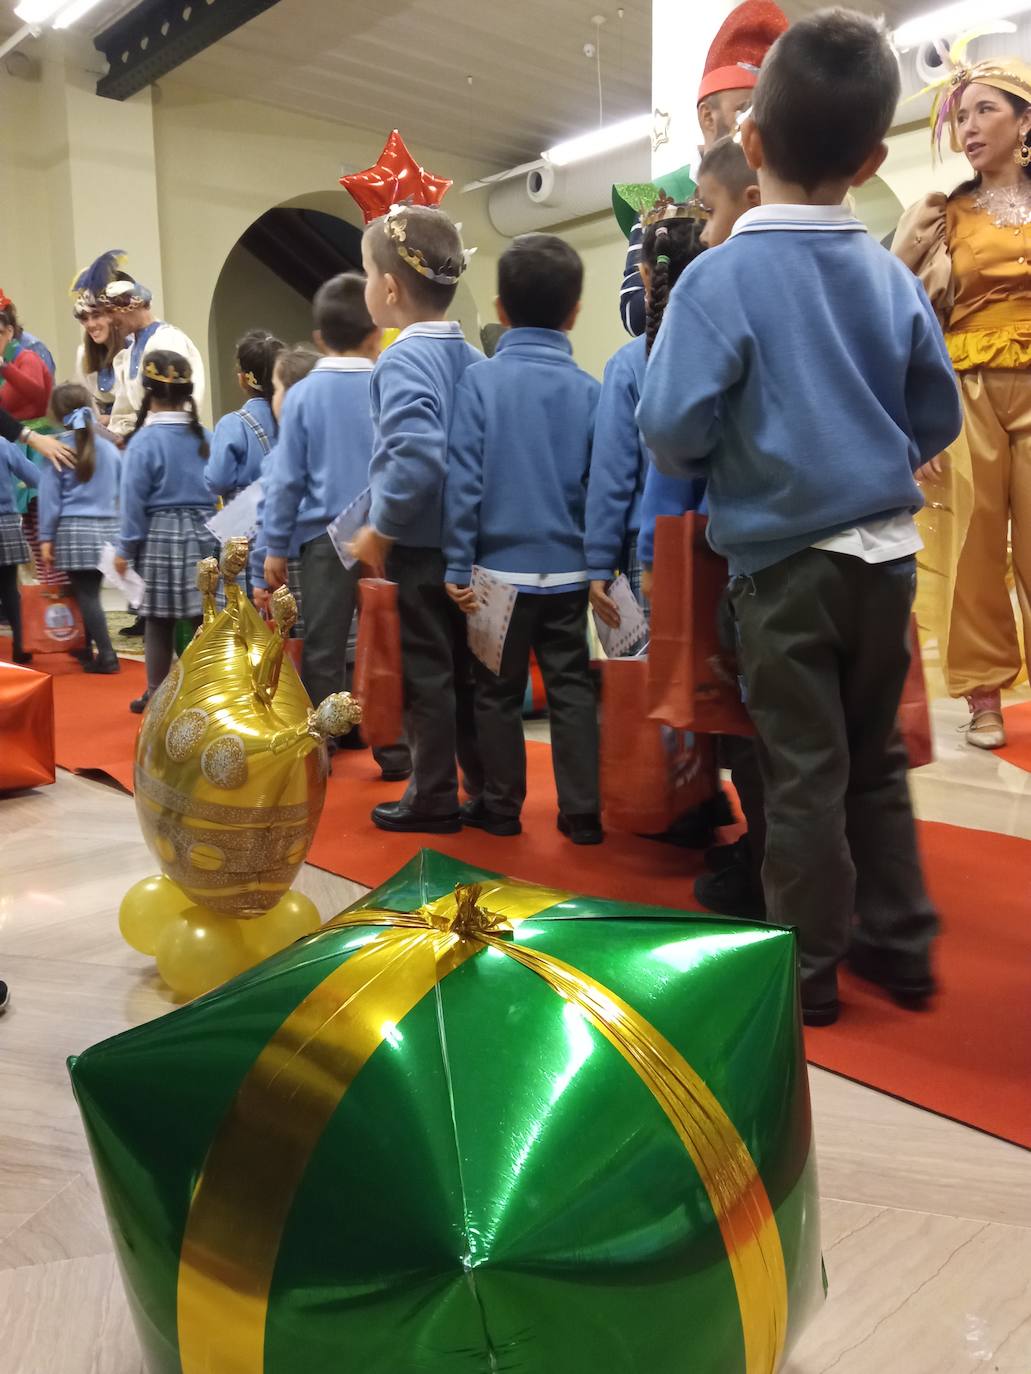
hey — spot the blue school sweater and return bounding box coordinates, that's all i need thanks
[263,359,374,558]
[206,397,276,498]
[118,414,215,559]
[369,323,481,549]
[637,468,708,567]
[637,205,963,576]
[585,335,650,580]
[443,328,600,588]
[0,439,39,514]
[37,430,121,541]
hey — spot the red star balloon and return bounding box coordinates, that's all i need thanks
[339,130,452,223]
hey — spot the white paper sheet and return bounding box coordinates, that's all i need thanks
[592,574,647,659]
[98,541,145,607]
[466,567,518,675]
[327,487,373,571]
[205,480,263,543]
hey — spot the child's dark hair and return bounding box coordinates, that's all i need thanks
[50,382,96,484]
[641,215,707,355]
[0,306,22,340]
[697,136,759,196]
[497,234,583,330]
[236,328,284,398]
[274,344,320,393]
[752,8,900,193]
[133,349,209,459]
[364,206,465,312]
[313,274,376,352]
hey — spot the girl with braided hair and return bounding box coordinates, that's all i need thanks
[114,350,216,713]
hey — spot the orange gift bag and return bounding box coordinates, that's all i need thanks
[20,585,86,656]
[601,657,719,833]
[0,662,55,789]
[353,578,404,749]
[647,513,753,735]
[898,617,933,769]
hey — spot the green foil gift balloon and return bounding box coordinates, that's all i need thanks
[69,851,824,1374]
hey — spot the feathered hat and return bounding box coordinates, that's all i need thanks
[918,24,1031,158]
[70,249,151,316]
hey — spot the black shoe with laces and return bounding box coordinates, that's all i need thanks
[848,944,936,1006]
[557,812,604,846]
[461,798,522,836]
[694,864,766,920]
[371,801,462,834]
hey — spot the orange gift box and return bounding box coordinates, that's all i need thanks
[0,662,56,790]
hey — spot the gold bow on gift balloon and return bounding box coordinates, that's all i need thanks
[177,880,789,1374]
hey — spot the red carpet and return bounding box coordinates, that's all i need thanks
[7,641,1031,1148]
[1001,701,1031,775]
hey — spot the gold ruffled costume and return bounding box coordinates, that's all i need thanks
[894,51,1031,697]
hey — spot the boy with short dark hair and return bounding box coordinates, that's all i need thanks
[350,205,484,833]
[444,233,603,845]
[263,272,410,780]
[639,9,964,1023]
[695,136,762,249]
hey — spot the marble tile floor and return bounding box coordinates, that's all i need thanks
[0,693,1029,1373]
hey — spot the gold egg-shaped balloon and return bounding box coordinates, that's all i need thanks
[133,541,360,917]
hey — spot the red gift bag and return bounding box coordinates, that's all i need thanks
[353,578,404,749]
[20,584,86,655]
[602,657,719,833]
[898,617,933,769]
[0,662,55,789]
[647,513,753,735]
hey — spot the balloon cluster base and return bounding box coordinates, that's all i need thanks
[118,874,320,999]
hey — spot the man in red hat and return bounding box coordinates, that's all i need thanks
[620,0,789,335]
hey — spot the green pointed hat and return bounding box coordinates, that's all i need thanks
[612,164,697,238]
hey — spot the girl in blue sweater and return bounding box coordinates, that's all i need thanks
[205,329,283,502]
[38,384,122,674]
[115,351,216,713]
[0,438,40,662]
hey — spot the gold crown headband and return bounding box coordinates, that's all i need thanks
[915,24,1031,157]
[243,370,262,391]
[143,359,192,386]
[642,193,707,227]
[384,204,471,286]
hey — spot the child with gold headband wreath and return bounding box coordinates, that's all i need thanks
[114,349,216,714]
[351,203,484,834]
[893,33,1031,749]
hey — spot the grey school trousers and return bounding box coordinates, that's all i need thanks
[728,547,937,1003]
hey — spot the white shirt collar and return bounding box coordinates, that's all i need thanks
[730,203,867,237]
[393,321,465,344]
[314,356,375,373]
[144,412,192,426]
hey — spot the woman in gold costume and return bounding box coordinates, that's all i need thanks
[895,47,1031,748]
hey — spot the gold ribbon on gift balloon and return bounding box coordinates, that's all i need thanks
[176,881,788,1374]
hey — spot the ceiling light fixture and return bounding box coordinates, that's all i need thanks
[543,112,651,167]
[12,0,65,20]
[52,0,106,28]
[894,0,1029,48]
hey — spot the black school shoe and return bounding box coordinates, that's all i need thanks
[461,798,522,837]
[119,616,145,637]
[129,689,151,715]
[84,657,120,675]
[694,864,766,921]
[371,801,462,835]
[703,834,752,875]
[801,998,840,1028]
[557,812,604,846]
[848,944,937,1006]
[12,649,32,665]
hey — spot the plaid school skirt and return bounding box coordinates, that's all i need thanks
[0,512,30,566]
[54,516,119,572]
[138,508,218,619]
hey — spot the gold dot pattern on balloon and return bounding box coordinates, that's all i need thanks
[200,736,249,791]
[165,709,210,762]
[189,842,227,873]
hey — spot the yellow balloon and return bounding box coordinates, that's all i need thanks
[119,875,191,955]
[240,890,321,960]
[132,542,361,919]
[155,907,251,1000]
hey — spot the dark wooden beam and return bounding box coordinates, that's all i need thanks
[94,0,281,101]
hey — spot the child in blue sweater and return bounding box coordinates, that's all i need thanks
[444,235,602,843]
[0,438,40,662]
[206,329,283,501]
[638,10,963,1024]
[38,384,122,674]
[115,350,216,713]
[351,205,483,834]
[263,277,409,780]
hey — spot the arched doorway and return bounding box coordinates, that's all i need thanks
[207,192,483,417]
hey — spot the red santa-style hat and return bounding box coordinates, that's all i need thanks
[697,0,789,104]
